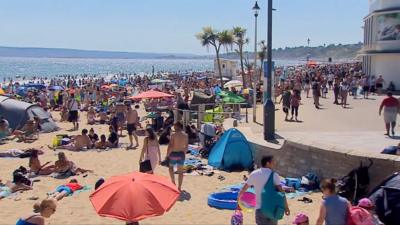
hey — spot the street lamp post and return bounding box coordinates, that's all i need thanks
[264,0,275,141]
[252,1,260,123]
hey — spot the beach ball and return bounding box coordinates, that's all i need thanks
[238,192,256,213]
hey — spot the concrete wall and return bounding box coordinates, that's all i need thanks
[250,140,400,188]
[371,54,400,89]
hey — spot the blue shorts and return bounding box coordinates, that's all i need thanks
[168,151,185,166]
[56,185,73,195]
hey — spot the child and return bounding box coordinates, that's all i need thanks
[95,135,108,149]
[358,198,384,225]
[292,213,309,225]
[51,179,83,201]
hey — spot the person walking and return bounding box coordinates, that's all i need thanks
[316,179,350,225]
[379,92,400,136]
[279,87,291,121]
[166,122,188,192]
[67,93,80,131]
[340,79,350,108]
[290,90,301,121]
[139,127,161,174]
[126,105,139,149]
[239,155,290,225]
[312,79,321,109]
[333,78,340,105]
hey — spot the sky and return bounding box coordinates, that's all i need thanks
[0,0,368,54]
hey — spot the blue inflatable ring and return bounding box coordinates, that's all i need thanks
[207,191,238,210]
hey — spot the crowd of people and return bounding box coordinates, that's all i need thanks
[0,63,397,225]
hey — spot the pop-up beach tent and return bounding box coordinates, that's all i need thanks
[0,96,58,132]
[208,128,253,171]
[369,172,400,225]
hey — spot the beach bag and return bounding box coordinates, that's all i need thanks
[260,171,286,221]
[139,139,152,173]
[231,210,243,225]
[347,206,374,225]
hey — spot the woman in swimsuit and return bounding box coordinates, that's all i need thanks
[29,150,55,176]
[0,173,33,200]
[139,128,161,173]
[16,199,57,225]
[53,152,92,178]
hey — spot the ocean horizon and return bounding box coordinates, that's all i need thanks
[0,57,303,79]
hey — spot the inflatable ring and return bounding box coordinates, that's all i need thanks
[207,192,238,210]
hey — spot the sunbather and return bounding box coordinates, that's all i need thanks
[49,178,83,201]
[51,129,92,151]
[87,107,96,125]
[29,149,55,175]
[53,152,92,178]
[0,173,33,200]
[95,135,107,149]
[12,119,39,142]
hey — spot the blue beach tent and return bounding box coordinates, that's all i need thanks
[208,128,253,171]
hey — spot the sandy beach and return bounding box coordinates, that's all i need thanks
[0,105,327,225]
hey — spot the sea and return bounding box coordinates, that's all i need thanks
[0,57,303,79]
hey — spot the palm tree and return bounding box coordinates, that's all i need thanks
[196,27,233,86]
[232,27,249,88]
[258,40,267,85]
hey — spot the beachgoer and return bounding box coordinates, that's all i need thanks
[12,119,39,142]
[88,128,99,148]
[375,75,385,95]
[290,90,301,121]
[292,213,309,225]
[340,78,350,108]
[166,122,188,192]
[52,129,92,151]
[115,100,127,136]
[16,199,57,225]
[362,76,370,99]
[357,198,384,225]
[50,178,83,201]
[379,92,400,136]
[107,125,119,148]
[238,155,290,225]
[98,110,108,124]
[0,173,33,199]
[29,149,55,175]
[279,87,291,121]
[312,79,320,109]
[95,135,107,149]
[139,128,161,174]
[158,127,171,145]
[316,178,350,225]
[126,104,139,148]
[53,152,92,178]
[87,107,96,125]
[67,93,80,130]
[333,78,340,104]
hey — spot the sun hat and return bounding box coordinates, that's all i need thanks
[358,198,374,209]
[292,213,309,224]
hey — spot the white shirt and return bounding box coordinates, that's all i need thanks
[246,168,281,209]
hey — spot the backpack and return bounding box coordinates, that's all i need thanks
[347,206,374,225]
[260,171,286,221]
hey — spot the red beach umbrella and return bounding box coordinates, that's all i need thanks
[130,90,173,100]
[89,172,180,222]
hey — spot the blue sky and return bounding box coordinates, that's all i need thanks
[0,0,367,54]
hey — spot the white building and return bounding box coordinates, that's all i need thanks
[362,0,400,90]
[214,59,238,80]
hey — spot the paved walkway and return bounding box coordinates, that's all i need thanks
[231,91,400,159]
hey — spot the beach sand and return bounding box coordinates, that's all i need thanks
[0,108,323,225]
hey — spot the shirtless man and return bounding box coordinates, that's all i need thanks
[166,122,188,192]
[115,100,127,136]
[126,105,139,149]
[52,129,92,151]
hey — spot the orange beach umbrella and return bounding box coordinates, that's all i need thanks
[130,90,173,100]
[89,172,180,222]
